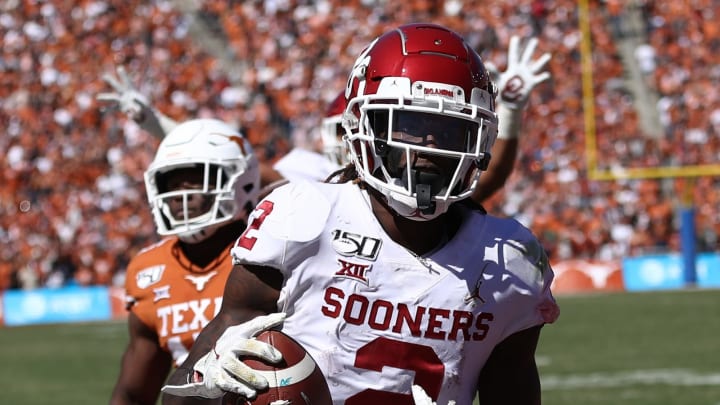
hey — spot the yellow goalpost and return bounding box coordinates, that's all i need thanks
[578,0,720,181]
[576,0,719,285]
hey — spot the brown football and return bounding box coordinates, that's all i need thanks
[226,330,332,405]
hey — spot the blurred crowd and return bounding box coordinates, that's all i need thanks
[1,0,718,290]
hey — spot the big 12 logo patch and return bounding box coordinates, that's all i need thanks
[330,229,382,261]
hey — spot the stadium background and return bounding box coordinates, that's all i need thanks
[0,0,719,403]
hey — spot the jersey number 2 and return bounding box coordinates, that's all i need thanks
[347,337,444,404]
[236,200,274,250]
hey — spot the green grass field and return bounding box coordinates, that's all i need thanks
[0,289,718,404]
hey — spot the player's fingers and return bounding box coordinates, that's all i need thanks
[160,383,201,397]
[228,340,282,363]
[246,312,286,336]
[507,35,520,64]
[520,37,539,64]
[219,357,269,390]
[532,71,552,85]
[117,66,132,87]
[218,313,286,344]
[101,73,122,91]
[216,377,258,400]
[530,52,552,73]
[96,92,120,102]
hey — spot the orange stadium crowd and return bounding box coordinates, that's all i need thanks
[0,0,718,290]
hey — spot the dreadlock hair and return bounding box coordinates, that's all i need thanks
[325,163,363,185]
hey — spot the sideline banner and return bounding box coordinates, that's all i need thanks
[550,259,624,295]
[697,253,720,287]
[622,252,720,291]
[551,253,720,294]
[109,286,128,319]
[2,286,111,326]
[622,254,684,291]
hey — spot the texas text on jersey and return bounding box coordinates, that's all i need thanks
[125,238,232,366]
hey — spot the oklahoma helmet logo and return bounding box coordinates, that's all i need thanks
[424,87,455,98]
[331,229,382,260]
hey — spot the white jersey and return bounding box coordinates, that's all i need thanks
[231,181,558,405]
[272,148,340,183]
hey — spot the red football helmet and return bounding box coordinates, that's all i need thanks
[343,23,498,220]
[320,91,350,166]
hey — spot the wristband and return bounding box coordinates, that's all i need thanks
[496,103,523,140]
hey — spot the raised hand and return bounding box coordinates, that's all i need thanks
[97,65,152,121]
[494,35,552,110]
[97,65,177,138]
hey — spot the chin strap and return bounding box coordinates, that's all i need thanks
[416,183,434,213]
[405,169,443,215]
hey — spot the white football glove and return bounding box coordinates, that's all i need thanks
[489,35,552,140]
[97,66,152,120]
[411,384,455,405]
[161,312,286,399]
[493,35,551,110]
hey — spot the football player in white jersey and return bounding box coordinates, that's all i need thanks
[161,23,559,405]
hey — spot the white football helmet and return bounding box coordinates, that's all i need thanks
[343,23,498,221]
[320,91,350,166]
[144,118,260,243]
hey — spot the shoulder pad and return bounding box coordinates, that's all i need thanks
[476,215,551,288]
[255,181,331,242]
[232,181,333,271]
[273,149,340,183]
[133,237,174,257]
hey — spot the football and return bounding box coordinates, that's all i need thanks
[227,330,332,405]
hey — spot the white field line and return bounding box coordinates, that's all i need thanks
[541,369,720,390]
